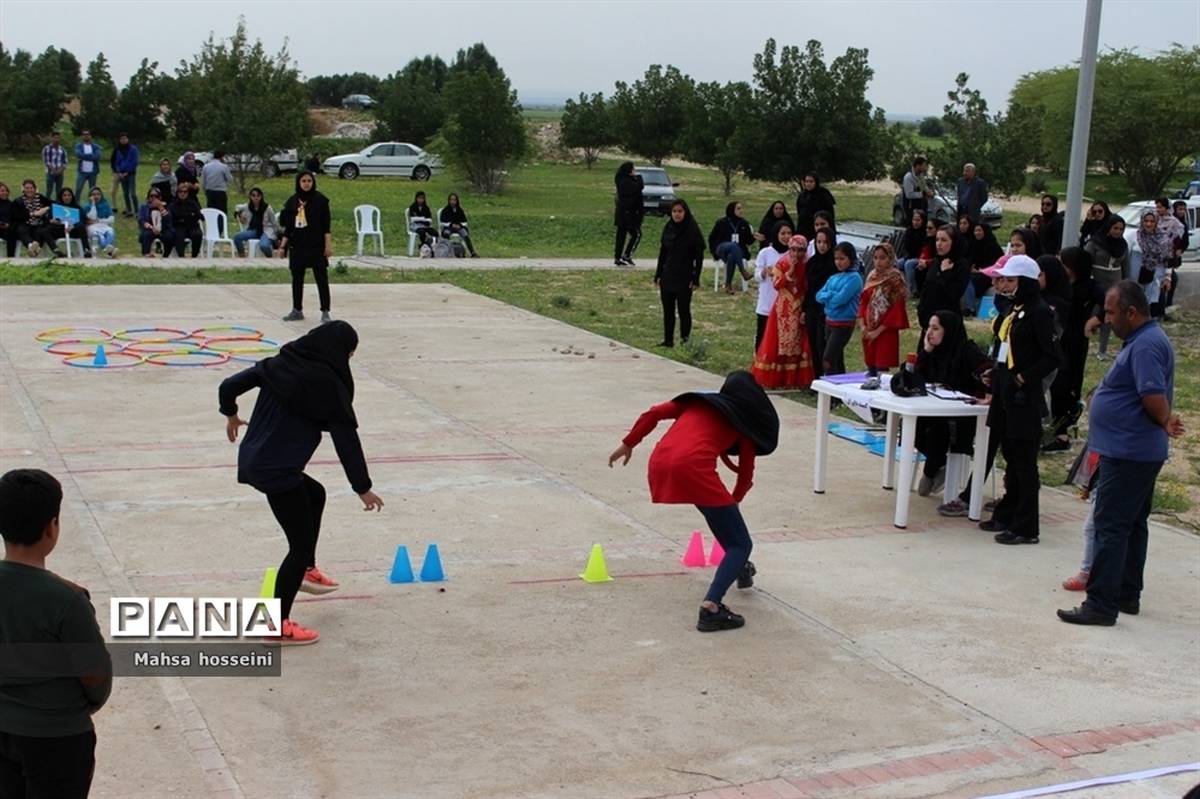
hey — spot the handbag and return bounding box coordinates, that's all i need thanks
[889,367,927,397]
[1137,265,1154,285]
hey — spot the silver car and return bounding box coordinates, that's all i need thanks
[321,142,442,181]
[632,166,679,216]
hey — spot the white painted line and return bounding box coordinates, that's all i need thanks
[975,761,1200,799]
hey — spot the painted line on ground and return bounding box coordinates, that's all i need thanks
[294,593,378,604]
[509,571,690,585]
[976,761,1200,799]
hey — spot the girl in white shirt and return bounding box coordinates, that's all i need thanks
[753,221,793,350]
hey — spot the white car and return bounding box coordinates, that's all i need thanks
[1116,198,1199,269]
[192,150,298,177]
[321,142,442,181]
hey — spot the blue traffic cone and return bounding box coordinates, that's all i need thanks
[93,345,108,366]
[419,544,445,582]
[388,545,415,584]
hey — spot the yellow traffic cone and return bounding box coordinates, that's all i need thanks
[579,544,613,583]
[259,567,277,598]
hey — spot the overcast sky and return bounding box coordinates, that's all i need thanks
[2,0,1196,116]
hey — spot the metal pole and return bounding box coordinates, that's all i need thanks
[1062,0,1103,250]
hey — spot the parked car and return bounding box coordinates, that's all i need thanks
[341,94,376,110]
[320,142,442,181]
[892,179,1003,228]
[1116,198,1200,271]
[1173,180,1200,200]
[632,166,679,216]
[192,150,299,177]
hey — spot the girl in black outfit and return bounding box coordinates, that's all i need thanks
[1043,247,1104,452]
[1038,194,1065,255]
[794,172,836,240]
[707,201,754,293]
[803,229,838,377]
[980,256,1062,545]
[1078,201,1111,246]
[439,193,478,257]
[754,201,794,252]
[49,187,91,257]
[408,191,436,249]
[167,183,203,258]
[219,321,383,645]
[917,224,970,329]
[964,220,1003,314]
[614,162,644,265]
[1036,254,1072,334]
[914,310,990,495]
[280,171,333,323]
[655,200,705,347]
[0,182,21,257]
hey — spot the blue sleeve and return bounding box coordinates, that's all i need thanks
[815,277,833,304]
[1131,338,1170,397]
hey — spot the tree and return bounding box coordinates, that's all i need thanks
[116,59,167,142]
[449,43,501,78]
[739,39,892,187]
[559,92,616,169]
[1013,45,1200,196]
[679,81,752,195]
[169,20,309,189]
[46,47,82,95]
[75,54,121,137]
[936,73,1042,196]
[917,116,944,137]
[438,66,527,194]
[375,56,448,145]
[0,46,70,150]
[610,65,693,165]
[306,72,381,106]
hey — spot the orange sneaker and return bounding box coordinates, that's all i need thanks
[300,566,339,595]
[278,618,320,646]
[1062,571,1090,591]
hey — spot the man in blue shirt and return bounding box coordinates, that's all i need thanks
[1059,281,1183,626]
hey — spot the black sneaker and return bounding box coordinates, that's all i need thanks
[737,561,756,589]
[697,603,745,632]
[994,531,1039,545]
[978,518,1007,532]
[1118,599,1140,615]
[657,340,673,348]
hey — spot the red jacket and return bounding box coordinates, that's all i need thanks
[622,400,755,506]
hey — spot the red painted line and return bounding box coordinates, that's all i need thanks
[293,593,377,604]
[509,570,689,585]
[65,451,520,475]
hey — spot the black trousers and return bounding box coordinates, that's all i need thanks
[0,729,96,799]
[991,435,1041,536]
[205,190,228,235]
[755,314,769,351]
[266,474,326,619]
[660,286,692,345]
[821,322,851,376]
[614,222,641,261]
[1050,336,1087,436]
[1084,456,1163,618]
[15,224,57,249]
[290,259,331,312]
[2,227,19,257]
[808,311,828,377]
[171,225,202,257]
[916,417,977,478]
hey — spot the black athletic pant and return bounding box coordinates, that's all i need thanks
[614,222,641,261]
[205,190,228,236]
[1050,337,1087,437]
[291,261,331,312]
[755,314,768,351]
[266,474,326,620]
[991,435,1040,537]
[171,225,202,257]
[0,729,96,799]
[660,287,692,345]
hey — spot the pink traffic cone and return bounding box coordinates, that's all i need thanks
[708,539,725,567]
[680,531,707,567]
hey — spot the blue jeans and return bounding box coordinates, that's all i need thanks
[234,229,273,256]
[715,242,748,286]
[902,258,921,293]
[44,172,64,199]
[1080,491,1096,573]
[1083,456,1163,618]
[119,171,137,214]
[88,227,115,249]
[696,504,752,604]
[75,171,98,196]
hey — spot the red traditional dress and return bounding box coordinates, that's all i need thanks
[858,264,910,370]
[750,249,815,389]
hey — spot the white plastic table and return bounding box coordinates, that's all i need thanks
[811,378,992,528]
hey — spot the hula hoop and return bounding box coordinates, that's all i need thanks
[44,340,130,357]
[190,326,264,340]
[113,327,190,344]
[63,351,144,369]
[201,337,280,354]
[35,327,114,344]
[144,350,231,367]
[120,340,206,356]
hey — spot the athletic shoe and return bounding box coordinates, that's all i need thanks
[978,518,1007,533]
[278,618,320,645]
[624,256,636,266]
[860,376,881,390]
[937,499,969,517]
[737,561,756,589]
[282,309,304,321]
[321,311,332,324]
[697,603,745,632]
[300,566,339,595]
[995,531,1038,545]
[1062,571,1089,591]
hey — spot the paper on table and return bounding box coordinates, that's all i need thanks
[927,385,975,401]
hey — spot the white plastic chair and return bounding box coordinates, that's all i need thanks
[54,236,79,258]
[405,208,435,256]
[354,204,384,256]
[713,259,749,293]
[201,208,235,257]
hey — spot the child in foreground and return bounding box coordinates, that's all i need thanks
[609,371,779,632]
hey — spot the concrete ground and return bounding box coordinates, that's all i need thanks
[0,283,1196,799]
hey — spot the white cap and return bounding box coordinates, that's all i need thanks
[993,254,1040,280]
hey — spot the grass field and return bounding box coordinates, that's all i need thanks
[2,261,1195,528]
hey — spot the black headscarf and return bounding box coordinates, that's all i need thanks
[921,310,971,387]
[805,229,838,312]
[673,370,779,456]
[661,200,701,249]
[1091,215,1128,259]
[1037,255,1071,304]
[255,321,359,429]
[768,220,792,254]
[615,161,634,186]
[285,170,325,215]
[757,201,794,248]
[903,209,929,259]
[1011,227,1042,259]
[968,223,1003,268]
[723,201,739,220]
[1079,201,1111,243]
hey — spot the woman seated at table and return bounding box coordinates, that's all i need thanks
[913,310,991,499]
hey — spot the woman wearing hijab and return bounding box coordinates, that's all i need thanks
[899,209,934,296]
[707,201,755,294]
[1084,215,1128,359]
[654,200,705,347]
[167,182,204,258]
[754,201,794,252]
[407,191,436,250]
[963,221,1003,314]
[858,242,910,381]
[1044,247,1103,452]
[979,255,1062,546]
[1135,210,1174,318]
[219,321,384,645]
[280,171,333,323]
[1038,194,1065,255]
[751,234,815,389]
[81,187,117,258]
[794,172,836,240]
[917,224,970,329]
[0,182,22,258]
[49,187,91,257]
[234,187,278,258]
[753,221,792,350]
[1079,201,1111,245]
[614,161,644,266]
[804,228,838,376]
[175,152,200,195]
[439,192,478,257]
[914,310,990,496]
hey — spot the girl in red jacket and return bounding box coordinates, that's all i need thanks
[609,371,779,632]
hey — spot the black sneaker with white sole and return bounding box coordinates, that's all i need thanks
[697,603,745,632]
[737,561,756,589]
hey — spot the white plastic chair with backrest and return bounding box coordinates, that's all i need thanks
[405,207,435,256]
[201,208,235,258]
[354,204,384,256]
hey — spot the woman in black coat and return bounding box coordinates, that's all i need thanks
[167,183,203,259]
[794,172,836,240]
[0,182,24,257]
[655,200,705,347]
[1043,247,1105,452]
[981,256,1062,545]
[917,224,970,328]
[707,201,755,293]
[754,201,794,252]
[279,170,333,323]
[1038,194,1065,255]
[439,192,478,257]
[614,161,644,266]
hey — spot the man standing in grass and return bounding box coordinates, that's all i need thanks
[73,131,102,197]
[42,133,68,200]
